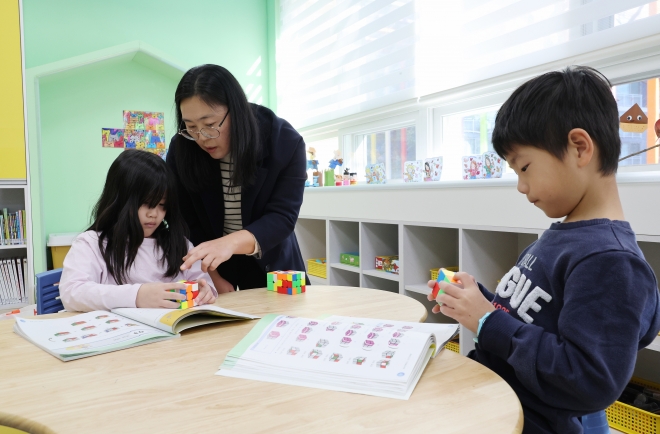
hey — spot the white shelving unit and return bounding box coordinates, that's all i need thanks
[0,184,34,312]
[296,216,660,359]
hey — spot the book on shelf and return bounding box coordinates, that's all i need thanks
[0,209,27,245]
[14,304,259,361]
[217,314,460,400]
[0,257,28,306]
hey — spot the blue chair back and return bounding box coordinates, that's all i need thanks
[36,268,63,314]
[582,410,609,434]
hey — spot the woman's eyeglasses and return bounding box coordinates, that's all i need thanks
[178,109,230,141]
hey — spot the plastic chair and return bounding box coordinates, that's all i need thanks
[35,268,63,315]
[581,410,610,434]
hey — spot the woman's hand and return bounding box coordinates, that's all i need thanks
[427,272,494,333]
[195,278,218,305]
[181,230,258,272]
[136,282,187,308]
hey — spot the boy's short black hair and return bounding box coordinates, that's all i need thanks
[492,66,620,175]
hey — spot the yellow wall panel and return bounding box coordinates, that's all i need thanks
[0,0,26,179]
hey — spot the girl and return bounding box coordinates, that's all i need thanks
[60,150,220,312]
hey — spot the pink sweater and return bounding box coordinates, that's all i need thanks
[60,231,217,312]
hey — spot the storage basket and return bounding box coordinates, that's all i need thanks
[431,267,459,281]
[606,377,660,434]
[307,258,327,279]
[445,340,460,354]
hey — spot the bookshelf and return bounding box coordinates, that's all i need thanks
[0,1,32,312]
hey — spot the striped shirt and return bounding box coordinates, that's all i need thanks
[220,155,261,257]
[220,155,243,236]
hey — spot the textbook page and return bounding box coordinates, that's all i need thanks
[112,305,259,334]
[13,311,175,361]
[217,315,437,399]
[323,315,459,357]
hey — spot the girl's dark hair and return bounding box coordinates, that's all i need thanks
[88,150,189,284]
[174,64,260,190]
[492,65,621,175]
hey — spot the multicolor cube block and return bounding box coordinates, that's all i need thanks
[431,268,459,299]
[169,280,199,309]
[267,271,306,295]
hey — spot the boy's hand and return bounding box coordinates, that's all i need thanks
[136,282,187,308]
[195,278,218,305]
[426,272,495,333]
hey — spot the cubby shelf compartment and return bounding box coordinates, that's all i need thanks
[362,272,399,294]
[404,284,431,296]
[329,266,360,287]
[362,269,400,282]
[328,220,359,266]
[329,262,360,273]
[295,218,327,280]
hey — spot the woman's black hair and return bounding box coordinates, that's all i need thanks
[173,64,260,190]
[492,65,620,175]
[88,150,189,285]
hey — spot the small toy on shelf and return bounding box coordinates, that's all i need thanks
[305,147,320,187]
[267,270,307,295]
[619,103,648,133]
[168,280,199,309]
[324,169,335,187]
[431,268,459,300]
[342,168,351,185]
[340,253,359,267]
[329,149,343,170]
[375,255,399,275]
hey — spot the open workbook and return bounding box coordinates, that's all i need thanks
[14,305,258,361]
[217,314,459,400]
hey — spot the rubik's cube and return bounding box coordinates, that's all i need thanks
[169,280,199,309]
[431,268,459,299]
[267,271,306,294]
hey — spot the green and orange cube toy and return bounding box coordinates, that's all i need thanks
[169,280,199,309]
[267,271,306,294]
[431,268,459,300]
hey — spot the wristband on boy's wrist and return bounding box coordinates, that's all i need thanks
[473,311,493,344]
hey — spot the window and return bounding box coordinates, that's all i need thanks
[440,107,501,181]
[613,76,660,167]
[343,126,416,181]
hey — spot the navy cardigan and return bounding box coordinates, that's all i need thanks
[166,104,307,276]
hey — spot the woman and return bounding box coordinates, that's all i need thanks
[167,64,307,292]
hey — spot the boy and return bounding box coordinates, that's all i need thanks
[429,66,660,433]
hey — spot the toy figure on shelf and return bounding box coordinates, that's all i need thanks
[329,149,343,170]
[305,147,320,187]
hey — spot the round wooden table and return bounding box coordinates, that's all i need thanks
[0,286,523,433]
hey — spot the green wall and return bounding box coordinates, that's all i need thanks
[39,61,179,238]
[23,0,272,272]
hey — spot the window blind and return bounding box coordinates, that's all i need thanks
[277,0,660,128]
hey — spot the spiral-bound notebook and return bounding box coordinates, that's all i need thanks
[217,314,459,400]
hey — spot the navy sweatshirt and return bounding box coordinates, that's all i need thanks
[472,219,660,434]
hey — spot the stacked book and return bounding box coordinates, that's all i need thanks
[0,209,27,245]
[1,257,28,306]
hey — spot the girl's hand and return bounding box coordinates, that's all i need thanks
[427,272,494,333]
[136,282,187,308]
[195,278,218,305]
[209,270,235,294]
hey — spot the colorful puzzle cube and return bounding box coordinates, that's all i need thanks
[169,280,199,309]
[431,268,459,299]
[267,271,306,295]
